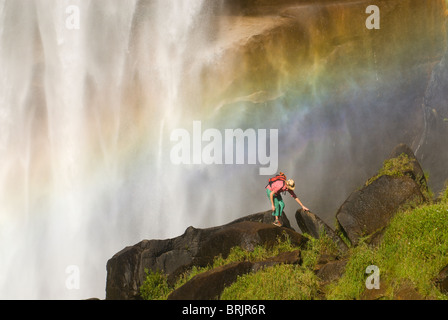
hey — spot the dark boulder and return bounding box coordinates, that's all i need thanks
[335,145,427,246]
[105,219,307,300]
[295,209,348,253]
[168,250,301,300]
[336,175,425,246]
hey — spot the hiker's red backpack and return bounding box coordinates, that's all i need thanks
[265,172,286,188]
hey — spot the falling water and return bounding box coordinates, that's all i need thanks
[0,0,223,300]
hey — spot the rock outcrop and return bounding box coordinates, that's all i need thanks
[167,250,301,300]
[295,209,348,253]
[105,215,306,300]
[335,144,427,245]
[337,175,424,246]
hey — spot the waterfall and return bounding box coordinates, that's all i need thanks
[0,0,221,300]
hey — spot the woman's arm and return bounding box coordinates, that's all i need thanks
[288,189,310,212]
[295,197,309,212]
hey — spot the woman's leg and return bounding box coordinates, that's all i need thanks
[266,189,283,218]
[266,189,279,217]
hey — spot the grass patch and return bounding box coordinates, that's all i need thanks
[212,232,299,268]
[325,242,376,299]
[376,200,448,298]
[301,231,340,270]
[139,270,171,300]
[221,232,340,300]
[220,264,319,300]
[327,189,448,300]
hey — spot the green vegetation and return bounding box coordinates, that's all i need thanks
[220,264,319,300]
[325,242,376,299]
[141,184,448,300]
[221,231,338,300]
[365,152,432,200]
[365,153,414,186]
[139,270,170,300]
[327,186,448,300]
[376,198,448,298]
[300,230,340,270]
[173,232,300,291]
[139,233,301,300]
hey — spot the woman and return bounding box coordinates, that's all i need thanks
[266,176,309,227]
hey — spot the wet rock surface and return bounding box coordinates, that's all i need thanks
[106,218,306,300]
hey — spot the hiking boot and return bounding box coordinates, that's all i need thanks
[273,221,282,227]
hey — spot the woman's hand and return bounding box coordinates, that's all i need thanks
[271,205,276,212]
[295,197,309,212]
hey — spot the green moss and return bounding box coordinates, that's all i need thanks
[365,153,414,187]
[365,152,432,201]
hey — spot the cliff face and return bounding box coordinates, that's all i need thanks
[201,0,446,110]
